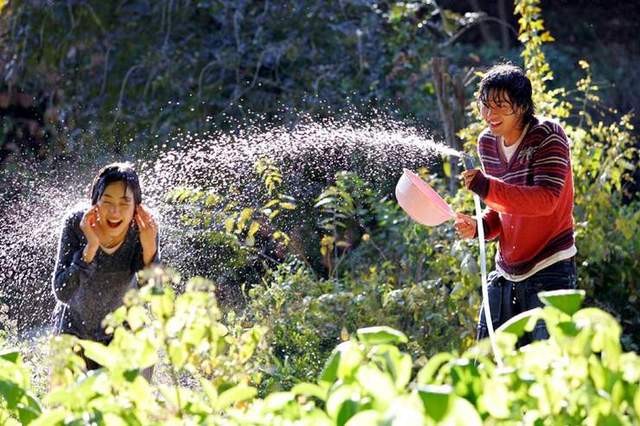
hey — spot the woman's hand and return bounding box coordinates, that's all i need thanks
[80,206,100,262]
[135,204,158,266]
[454,212,477,239]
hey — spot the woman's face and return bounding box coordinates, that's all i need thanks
[96,181,136,238]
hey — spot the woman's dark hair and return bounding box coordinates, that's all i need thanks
[478,63,535,125]
[90,162,142,205]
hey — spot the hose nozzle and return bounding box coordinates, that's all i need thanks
[461,153,476,170]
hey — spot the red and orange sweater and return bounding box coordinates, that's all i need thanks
[469,117,576,279]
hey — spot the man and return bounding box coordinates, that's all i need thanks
[455,63,577,343]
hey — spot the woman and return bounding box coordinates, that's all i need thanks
[52,162,159,369]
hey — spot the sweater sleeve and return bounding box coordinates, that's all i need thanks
[470,127,570,217]
[480,208,501,240]
[52,212,97,303]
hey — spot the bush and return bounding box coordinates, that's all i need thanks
[3,286,639,425]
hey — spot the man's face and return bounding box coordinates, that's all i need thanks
[478,90,524,137]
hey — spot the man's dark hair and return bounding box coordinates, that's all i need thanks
[478,63,535,125]
[90,162,142,205]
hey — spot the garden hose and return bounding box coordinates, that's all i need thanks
[462,154,503,367]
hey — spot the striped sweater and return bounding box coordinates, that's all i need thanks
[469,117,576,278]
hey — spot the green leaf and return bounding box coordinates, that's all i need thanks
[224,217,235,234]
[200,378,218,405]
[356,365,396,402]
[337,399,359,426]
[291,382,328,401]
[446,395,482,425]
[126,306,147,331]
[337,342,364,380]
[319,350,341,384]
[314,197,336,208]
[215,384,257,410]
[279,202,296,210]
[326,385,360,424]
[320,341,362,383]
[356,326,408,345]
[345,410,381,426]
[0,379,24,409]
[443,160,451,177]
[263,391,294,411]
[78,340,118,369]
[416,353,455,384]
[168,342,188,369]
[248,220,260,238]
[417,385,452,421]
[369,345,412,389]
[538,289,586,316]
[30,408,67,426]
[497,308,542,337]
[0,349,20,364]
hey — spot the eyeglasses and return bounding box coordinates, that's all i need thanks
[476,100,516,116]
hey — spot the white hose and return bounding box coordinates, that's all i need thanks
[472,192,503,367]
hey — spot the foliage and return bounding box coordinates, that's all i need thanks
[0,349,41,425]
[25,267,266,425]
[164,156,296,305]
[0,0,478,163]
[2,288,640,424]
[248,170,484,388]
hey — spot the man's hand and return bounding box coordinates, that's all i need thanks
[135,204,158,266]
[461,169,481,190]
[454,212,477,239]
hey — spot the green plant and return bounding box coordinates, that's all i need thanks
[35,267,266,425]
[238,291,640,425]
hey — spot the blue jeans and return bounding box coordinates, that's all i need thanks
[476,258,577,344]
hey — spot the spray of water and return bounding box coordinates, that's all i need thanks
[1,114,503,386]
[0,117,459,334]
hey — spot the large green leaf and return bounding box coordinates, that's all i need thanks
[30,408,67,426]
[538,289,586,316]
[0,379,24,409]
[356,365,396,403]
[291,382,328,401]
[417,384,452,421]
[319,349,341,384]
[326,384,361,421]
[445,395,482,426]
[416,353,455,384]
[496,308,542,337]
[215,384,257,410]
[79,340,119,369]
[356,326,408,345]
[0,349,20,364]
[320,341,362,383]
[345,410,381,425]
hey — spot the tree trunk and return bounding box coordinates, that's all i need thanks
[497,0,511,51]
[431,57,464,194]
